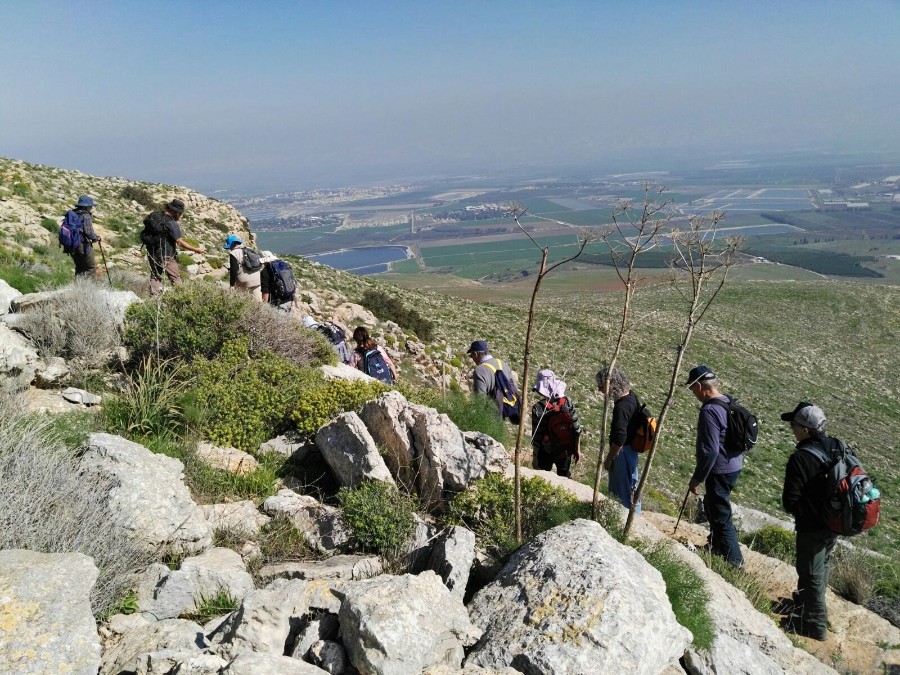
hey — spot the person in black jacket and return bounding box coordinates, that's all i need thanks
[530,369,582,477]
[597,365,643,512]
[781,401,836,642]
[144,199,205,296]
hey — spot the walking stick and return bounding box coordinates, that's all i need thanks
[97,240,112,286]
[673,487,691,534]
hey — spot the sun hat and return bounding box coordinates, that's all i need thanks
[167,198,185,214]
[76,195,94,208]
[259,250,277,264]
[533,369,566,399]
[684,365,716,387]
[302,315,316,328]
[223,234,243,250]
[780,402,826,430]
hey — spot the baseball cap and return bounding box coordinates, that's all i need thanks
[781,402,826,430]
[466,340,489,354]
[684,365,716,387]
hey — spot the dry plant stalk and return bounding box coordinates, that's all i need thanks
[622,211,740,539]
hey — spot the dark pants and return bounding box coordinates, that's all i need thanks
[704,470,743,566]
[535,448,572,478]
[148,255,181,296]
[795,529,837,638]
[72,248,97,278]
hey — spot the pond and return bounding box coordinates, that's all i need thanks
[303,245,413,275]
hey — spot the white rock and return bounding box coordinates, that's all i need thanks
[33,355,70,387]
[100,618,207,675]
[257,554,383,583]
[0,278,23,314]
[196,441,259,474]
[0,323,43,391]
[201,501,271,538]
[221,652,329,674]
[262,489,351,554]
[62,386,102,405]
[427,525,476,600]
[315,411,395,488]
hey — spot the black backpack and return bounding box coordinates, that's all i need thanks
[140,211,168,249]
[241,248,263,274]
[359,347,393,384]
[315,322,346,345]
[269,260,296,303]
[707,397,758,456]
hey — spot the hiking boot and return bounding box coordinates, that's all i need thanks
[781,616,827,641]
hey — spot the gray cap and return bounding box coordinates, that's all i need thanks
[781,402,826,431]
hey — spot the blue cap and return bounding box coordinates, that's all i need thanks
[467,340,489,354]
[76,195,94,208]
[684,365,716,387]
[223,234,243,250]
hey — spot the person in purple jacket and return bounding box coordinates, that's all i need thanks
[686,365,744,568]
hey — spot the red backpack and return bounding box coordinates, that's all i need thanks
[540,397,579,460]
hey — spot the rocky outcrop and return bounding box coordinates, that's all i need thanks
[100,618,208,675]
[262,489,351,554]
[0,550,100,675]
[201,501,271,538]
[0,323,43,391]
[427,525,476,600]
[79,433,213,556]
[0,278,22,314]
[467,518,692,674]
[196,441,259,474]
[314,412,395,488]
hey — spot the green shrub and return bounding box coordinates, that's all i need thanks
[183,447,282,504]
[176,253,193,267]
[338,480,417,557]
[435,390,510,446]
[103,356,190,441]
[120,185,157,209]
[183,590,238,623]
[189,337,315,451]
[290,377,389,436]
[41,217,58,233]
[740,525,795,565]
[637,541,714,651]
[447,473,590,558]
[360,289,434,341]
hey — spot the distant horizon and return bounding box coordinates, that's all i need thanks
[3,1,900,195]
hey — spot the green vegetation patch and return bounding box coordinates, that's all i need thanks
[338,480,417,557]
[360,288,435,341]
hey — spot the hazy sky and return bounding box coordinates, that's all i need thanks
[2,1,899,193]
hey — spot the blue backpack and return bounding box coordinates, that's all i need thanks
[269,260,296,304]
[59,210,85,253]
[483,359,521,422]
[359,347,394,384]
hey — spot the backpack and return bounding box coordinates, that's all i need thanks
[359,347,393,384]
[540,397,579,460]
[140,211,168,249]
[801,438,880,536]
[241,248,263,274]
[482,359,521,423]
[315,322,346,345]
[707,397,758,456]
[629,399,658,453]
[59,210,84,253]
[269,259,296,304]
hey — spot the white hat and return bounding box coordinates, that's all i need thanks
[533,369,566,399]
[302,315,316,328]
[259,250,277,264]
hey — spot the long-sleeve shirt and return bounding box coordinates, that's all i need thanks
[531,396,583,451]
[782,437,836,532]
[610,391,640,447]
[691,396,742,484]
[472,355,515,397]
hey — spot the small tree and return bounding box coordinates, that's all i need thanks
[591,184,670,518]
[622,211,739,538]
[509,205,590,543]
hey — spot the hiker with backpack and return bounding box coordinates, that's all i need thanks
[780,402,878,641]
[350,326,397,384]
[467,339,521,424]
[530,369,583,478]
[142,198,206,296]
[60,196,101,278]
[224,235,262,301]
[259,250,297,311]
[596,365,651,512]
[685,365,744,568]
[304,315,353,365]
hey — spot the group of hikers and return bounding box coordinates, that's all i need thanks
[59,195,879,644]
[468,343,878,643]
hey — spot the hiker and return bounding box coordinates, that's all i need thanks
[142,198,206,296]
[224,235,262,300]
[780,402,837,641]
[304,315,352,365]
[350,326,396,383]
[63,196,101,278]
[467,339,520,424]
[259,250,297,311]
[596,365,642,512]
[530,369,582,477]
[685,365,744,568]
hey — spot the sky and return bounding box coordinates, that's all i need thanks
[2,1,899,193]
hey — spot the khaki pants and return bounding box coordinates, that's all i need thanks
[149,255,181,296]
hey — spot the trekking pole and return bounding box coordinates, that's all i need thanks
[97,240,112,286]
[673,487,691,535]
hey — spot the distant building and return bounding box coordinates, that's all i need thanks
[821,200,848,211]
[847,202,870,211]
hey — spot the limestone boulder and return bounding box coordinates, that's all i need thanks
[79,433,212,556]
[463,430,511,474]
[262,488,351,554]
[427,525,476,600]
[196,441,259,474]
[359,390,416,487]
[0,323,43,391]
[100,618,208,675]
[466,518,692,674]
[308,640,347,674]
[257,554,382,584]
[319,363,376,382]
[0,277,22,314]
[338,571,481,674]
[314,411,395,488]
[221,652,329,674]
[201,501,271,538]
[0,550,100,675]
[33,355,70,388]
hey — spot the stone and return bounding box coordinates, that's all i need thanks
[257,554,383,583]
[196,441,259,474]
[100,618,207,675]
[290,612,340,661]
[427,525,476,600]
[0,550,100,675]
[407,513,439,573]
[258,433,310,459]
[262,489,351,554]
[33,355,70,387]
[315,411,395,488]
[62,386,102,405]
[466,519,692,674]
[308,640,347,674]
[0,323,43,391]
[221,652,329,674]
[358,391,416,487]
[0,278,22,314]
[463,430,511,474]
[338,571,481,674]
[201,501,271,538]
[79,433,212,556]
[319,363,376,382]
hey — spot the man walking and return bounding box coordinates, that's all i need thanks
[467,339,520,423]
[142,198,206,296]
[686,365,744,568]
[780,401,837,641]
[63,195,101,278]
